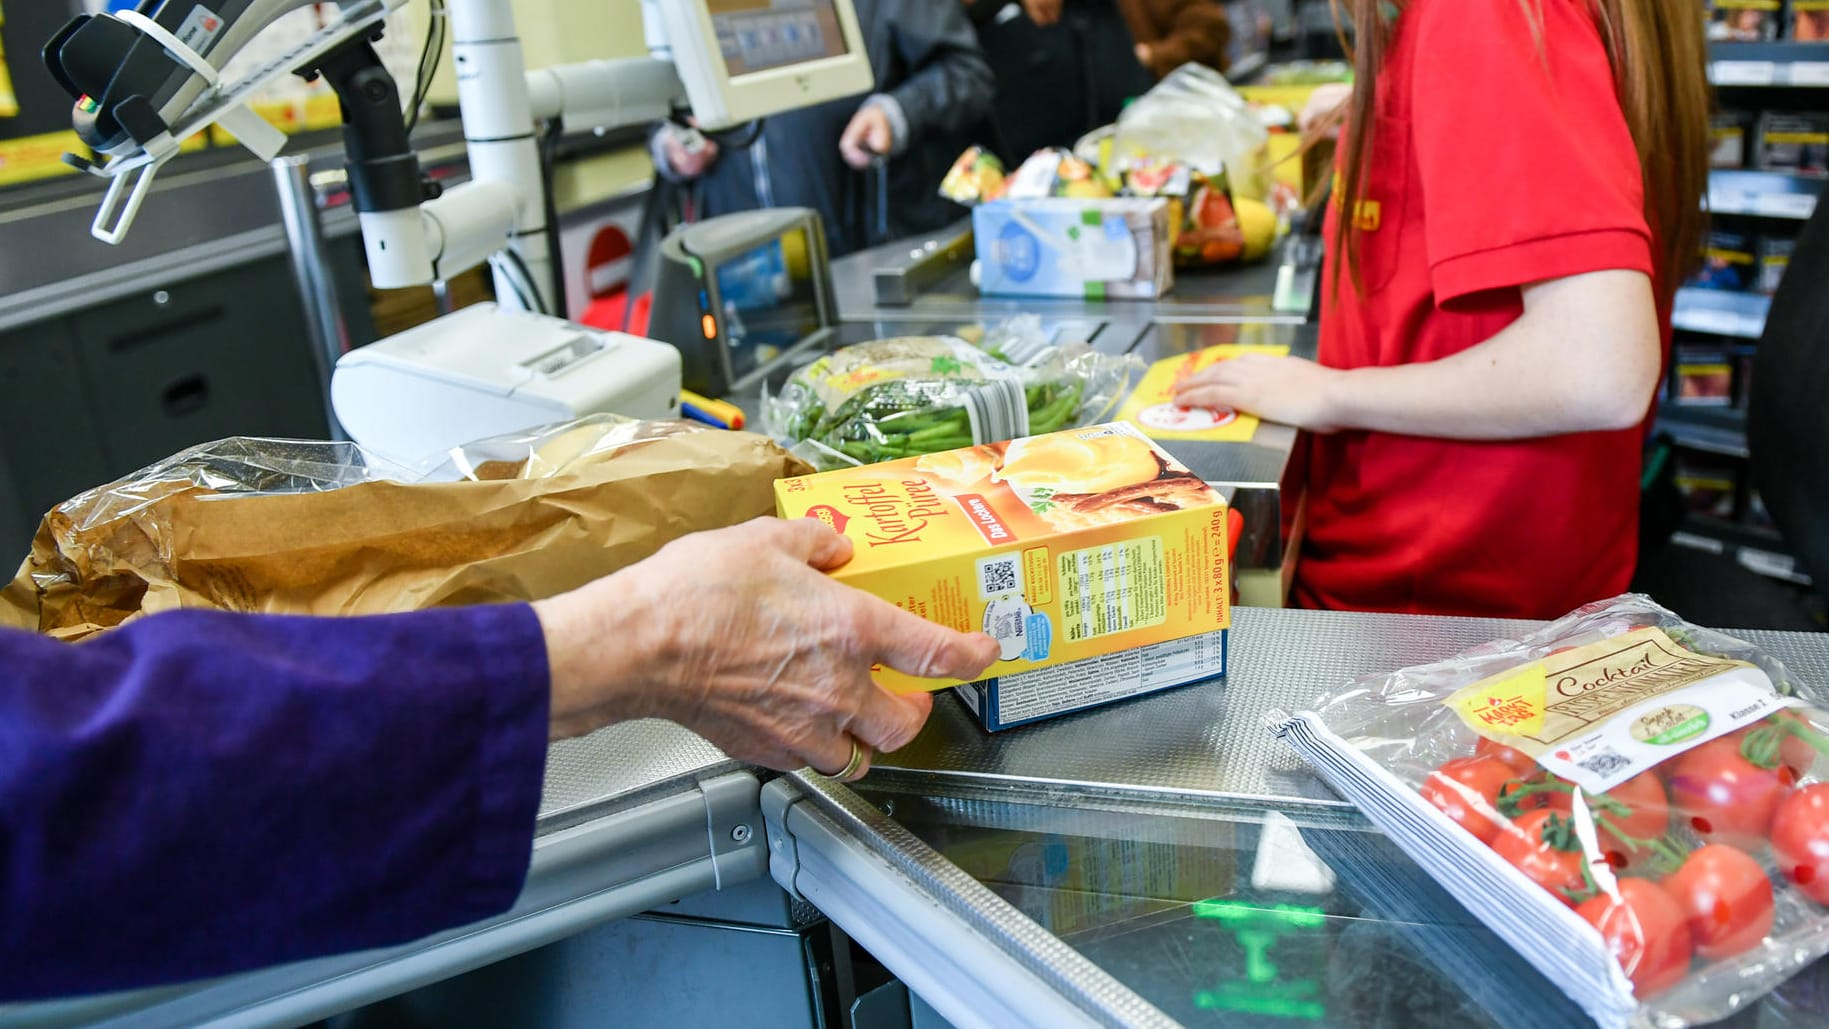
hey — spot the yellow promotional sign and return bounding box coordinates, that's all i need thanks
[0,131,83,187]
[0,4,18,119]
[1114,345,1292,443]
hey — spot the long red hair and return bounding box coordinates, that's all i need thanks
[1327,0,1710,298]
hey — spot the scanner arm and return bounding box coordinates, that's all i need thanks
[44,0,687,313]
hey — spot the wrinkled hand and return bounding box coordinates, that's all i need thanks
[839,106,894,170]
[662,126,719,179]
[535,518,999,778]
[1173,354,1345,433]
[1024,0,1063,26]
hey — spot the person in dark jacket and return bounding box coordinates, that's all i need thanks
[963,0,1230,160]
[655,0,996,256]
[1021,0,1230,78]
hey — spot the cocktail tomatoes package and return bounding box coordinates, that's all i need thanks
[1269,595,1829,1028]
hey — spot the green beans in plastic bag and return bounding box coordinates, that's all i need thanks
[763,320,1143,469]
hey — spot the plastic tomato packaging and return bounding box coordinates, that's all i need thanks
[1269,594,1829,1028]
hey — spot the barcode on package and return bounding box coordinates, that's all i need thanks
[963,379,1030,445]
[978,554,1023,598]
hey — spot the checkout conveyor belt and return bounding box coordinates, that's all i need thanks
[18,610,1829,1029]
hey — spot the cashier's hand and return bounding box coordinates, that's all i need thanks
[839,106,895,170]
[1174,354,1345,434]
[1299,83,1354,139]
[534,518,1000,777]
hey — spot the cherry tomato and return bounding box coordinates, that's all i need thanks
[1665,736,1792,851]
[1497,774,1669,872]
[1774,711,1824,779]
[1577,878,1694,998]
[1771,784,1829,905]
[1420,756,1516,845]
[1586,773,1672,872]
[1492,809,1588,905]
[1727,714,1818,781]
[1476,737,1537,774]
[1662,844,1775,960]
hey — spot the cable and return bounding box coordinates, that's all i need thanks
[538,117,568,318]
[504,248,546,314]
[488,253,540,314]
[496,247,550,316]
[404,1,447,135]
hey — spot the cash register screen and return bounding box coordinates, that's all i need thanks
[709,0,851,77]
[713,228,823,380]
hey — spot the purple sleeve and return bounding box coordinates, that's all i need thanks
[0,604,552,1001]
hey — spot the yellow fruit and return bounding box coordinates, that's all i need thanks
[1062,178,1113,200]
[1235,197,1278,262]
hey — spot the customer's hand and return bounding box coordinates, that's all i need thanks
[1174,354,1346,434]
[1024,0,1063,26]
[661,125,719,179]
[839,106,895,170]
[534,518,999,778]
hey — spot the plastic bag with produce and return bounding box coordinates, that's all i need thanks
[939,145,1007,206]
[1112,64,1268,184]
[764,318,1142,469]
[1269,594,1829,1028]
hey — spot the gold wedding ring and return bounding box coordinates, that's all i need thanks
[830,738,869,782]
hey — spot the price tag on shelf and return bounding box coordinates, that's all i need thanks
[1675,308,1758,339]
[1711,60,1779,86]
[1752,192,1818,219]
[1789,62,1829,87]
[1708,189,1755,215]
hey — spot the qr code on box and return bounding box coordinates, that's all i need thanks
[978,554,1023,598]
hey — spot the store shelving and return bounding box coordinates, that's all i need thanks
[1657,405,1750,459]
[1710,41,1829,88]
[1672,287,1772,338]
[1709,169,1824,219]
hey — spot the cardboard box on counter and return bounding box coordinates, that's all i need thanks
[956,627,1226,731]
[774,422,1229,697]
[972,198,1174,300]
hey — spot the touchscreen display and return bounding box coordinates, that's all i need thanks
[708,0,849,77]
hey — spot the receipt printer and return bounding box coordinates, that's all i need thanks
[648,207,838,396]
[332,303,682,465]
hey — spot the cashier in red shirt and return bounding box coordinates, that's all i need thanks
[1176,0,1711,619]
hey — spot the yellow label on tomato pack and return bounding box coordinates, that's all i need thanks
[1447,628,1779,793]
[1448,662,1549,738]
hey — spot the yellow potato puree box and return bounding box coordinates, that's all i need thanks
[774,423,1231,702]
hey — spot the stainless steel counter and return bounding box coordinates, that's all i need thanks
[772,608,1829,1029]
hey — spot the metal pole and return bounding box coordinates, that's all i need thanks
[271,154,350,440]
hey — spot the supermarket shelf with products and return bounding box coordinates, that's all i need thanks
[1709,168,1824,218]
[1672,518,1814,586]
[1710,41,1829,87]
[1657,404,1751,458]
[1673,286,1773,337]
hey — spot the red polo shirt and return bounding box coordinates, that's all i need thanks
[1298,0,1664,619]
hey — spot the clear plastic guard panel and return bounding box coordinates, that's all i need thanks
[855,786,1829,1028]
